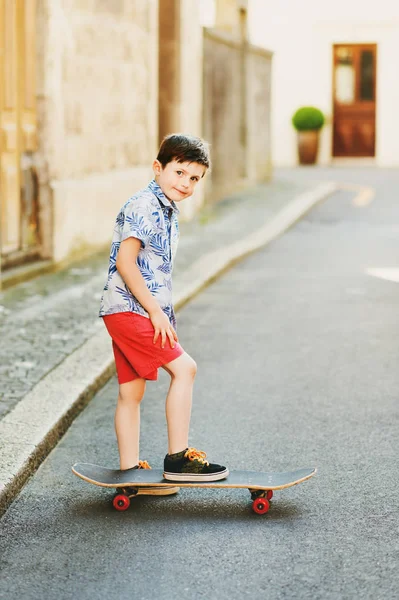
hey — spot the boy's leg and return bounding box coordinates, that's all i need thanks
[115,377,180,495]
[162,352,197,454]
[162,352,229,482]
[115,378,146,470]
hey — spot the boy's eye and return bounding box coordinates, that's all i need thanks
[176,171,183,175]
[191,177,199,182]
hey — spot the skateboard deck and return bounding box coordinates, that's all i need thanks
[72,463,316,515]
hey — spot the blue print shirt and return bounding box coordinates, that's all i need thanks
[99,179,180,328]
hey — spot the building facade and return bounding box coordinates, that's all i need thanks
[0,0,272,287]
[248,0,399,167]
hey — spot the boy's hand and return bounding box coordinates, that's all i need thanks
[149,308,178,349]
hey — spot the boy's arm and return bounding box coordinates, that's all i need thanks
[116,237,178,348]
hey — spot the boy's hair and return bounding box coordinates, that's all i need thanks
[157,133,211,172]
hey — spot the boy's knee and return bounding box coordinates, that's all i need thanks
[178,356,197,379]
[165,352,197,380]
[175,354,197,379]
[119,378,146,402]
[188,357,197,378]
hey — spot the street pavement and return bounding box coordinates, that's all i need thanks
[0,167,398,599]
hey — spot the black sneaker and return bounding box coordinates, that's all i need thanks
[163,448,229,482]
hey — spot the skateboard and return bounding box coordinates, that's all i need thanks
[72,463,316,515]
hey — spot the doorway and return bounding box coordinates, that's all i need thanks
[332,44,377,157]
[0,0,39,270]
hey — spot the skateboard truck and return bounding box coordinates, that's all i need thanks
[250,489,273,501]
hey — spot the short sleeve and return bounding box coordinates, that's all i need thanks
[122,197,155,248]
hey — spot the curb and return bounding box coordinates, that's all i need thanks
[0,181,336,515]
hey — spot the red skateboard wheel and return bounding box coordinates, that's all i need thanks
[113,494,130,511]
[252,497,270,515]
[267,490,273,501]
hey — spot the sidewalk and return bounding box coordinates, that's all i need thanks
[0,171,335,514]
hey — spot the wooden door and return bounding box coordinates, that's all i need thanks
[332,44,377,157]
[0,0,38,267]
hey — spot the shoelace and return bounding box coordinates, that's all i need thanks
[184,447,209,466]
[138,460,152,470]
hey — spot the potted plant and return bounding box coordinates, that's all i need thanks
[292,106,325,165]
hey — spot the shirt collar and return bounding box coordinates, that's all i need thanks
[148,179,179,214]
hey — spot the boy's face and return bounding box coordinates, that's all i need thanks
[153,159,206,203]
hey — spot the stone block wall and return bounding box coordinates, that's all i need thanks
[36,0,158,262]
[246,44,273,182]
[203,27,272,202]
[203,29,243,201]
[31,0,272,265]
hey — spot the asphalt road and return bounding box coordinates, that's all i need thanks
[1,172,398,600]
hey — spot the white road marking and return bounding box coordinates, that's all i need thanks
[339,183,375,207]
[353,188,375,207]
[366,268,399,283]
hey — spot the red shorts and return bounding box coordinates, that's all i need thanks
[102,312,184,384]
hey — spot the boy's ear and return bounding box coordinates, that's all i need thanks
[152,159,162,176]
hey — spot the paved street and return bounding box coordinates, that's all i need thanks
[1,169,398,599]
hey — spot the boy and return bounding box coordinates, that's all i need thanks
[99,133,228,492]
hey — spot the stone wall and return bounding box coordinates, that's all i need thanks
[36,0,158,262]
[203,29,242,201]
[203,27,272,202]
[245,44,273,182]
[32,0,272,265]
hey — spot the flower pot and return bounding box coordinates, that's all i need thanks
[297,130,319,165]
